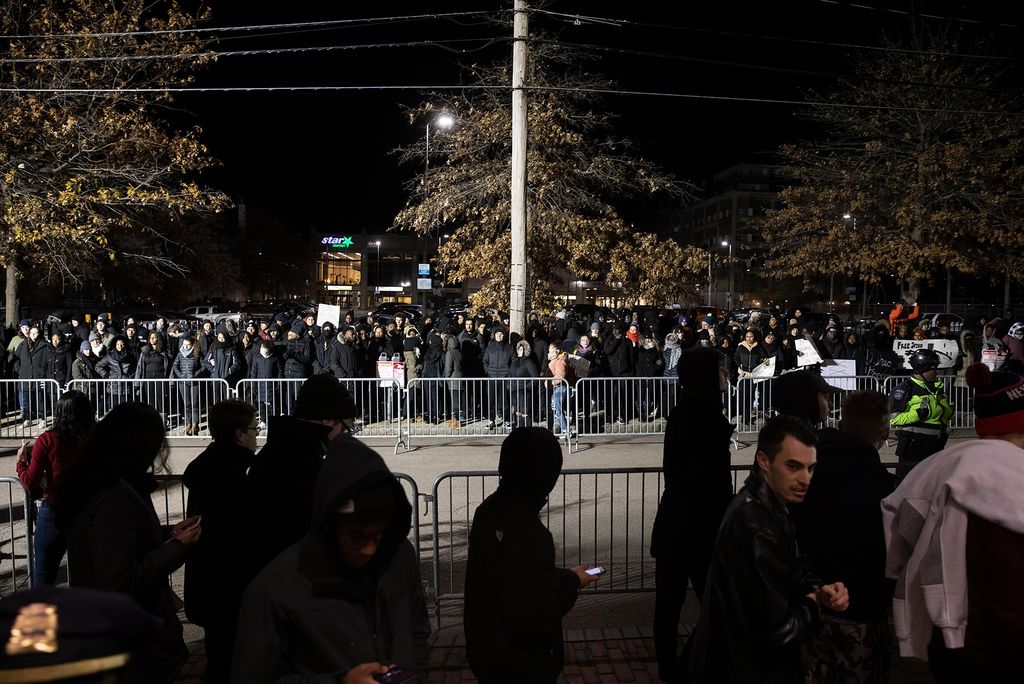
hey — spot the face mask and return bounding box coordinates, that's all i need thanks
[260,348,271,358]
[643,342,655,349]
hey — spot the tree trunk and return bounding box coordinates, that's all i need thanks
[5,259,19,329]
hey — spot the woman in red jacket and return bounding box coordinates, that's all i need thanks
[16,390,96,585]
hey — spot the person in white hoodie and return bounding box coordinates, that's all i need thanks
[882,362,1024,683]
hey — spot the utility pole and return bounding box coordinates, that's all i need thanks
[509,0,528,336]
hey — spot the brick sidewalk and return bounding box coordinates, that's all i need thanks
[177,625,935,683]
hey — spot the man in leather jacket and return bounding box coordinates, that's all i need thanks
[687,415,850,683]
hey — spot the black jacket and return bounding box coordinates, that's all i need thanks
[482,340,512,378]
[247,351,282,380]
[39,342,72,385]
[232,438,430,683]
[636,345,664,377]
[136,344,171,379]
[651,392,734,566]
[203,341,241,381]
[603,335,636,377]
[464,429,579,684]
[458,330,485,377]
[183,440,256,629]
[790,428,896,623]
[283,336,314,379]
[687,471,821,684]
[243,416,333,580]
[734,341,765,375]
[96,347,137,380]
[422,335,446,379]
[443,336,463,378]
[16,339,46,380]
[64,477,189,683]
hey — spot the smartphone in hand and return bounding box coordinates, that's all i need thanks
[586,567,605,576]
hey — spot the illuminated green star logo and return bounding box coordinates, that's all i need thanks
[339,236,353,248]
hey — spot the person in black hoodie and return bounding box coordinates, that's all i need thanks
[421,331,446,423]
[96,336,137,409]
[482,329,513,429]
[183,399,260,683]
[232,435,430,683]
[51,402,202,684]
[509,339,540,426]
[135,331,171,426]
[247,339,282,428]
[650,347,734,683]
[790,390,896,683]
[40,331,72,387]
[464,428,599,683]
[243,375,358,581]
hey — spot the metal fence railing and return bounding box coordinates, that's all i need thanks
[403,378,572,450]
[0,380,64,439]
[67,379,233,437]
[0,477,33,598]
[430,467,666,626]
[730,375,886,435]
[571,377,679,441]
[235,378,402,439]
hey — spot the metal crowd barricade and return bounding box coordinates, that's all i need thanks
[0,379,63,439]
[67,379,232,437]
[235,378,402,441]
[402,378,571,451]
[571,377,679,443]
[730,375,884,434]
[881,374,975,431]
[0,477,33,597]
[430,467,666,626]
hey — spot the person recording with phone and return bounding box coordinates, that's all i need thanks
[464,427,599,684]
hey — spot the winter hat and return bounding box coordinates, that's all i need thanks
[294,374,357,421]
[18,319,31,327]
[267,322,281,334]
[965,363,1024,437]
[677,347,722,396]
[290,321,306,335]
[88,332,101,342]
[96,314,109,323]
[80,341,91,353]
[589,322,601,333]
[335,479,396,518]
[772,370,840,424]
[703,315,715,325]
[665,333,679,346]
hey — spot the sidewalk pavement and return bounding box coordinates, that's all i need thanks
[176,625,936,684]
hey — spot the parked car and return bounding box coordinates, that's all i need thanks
[371,303,424,324]
[183,304,242,325]
[920,312,965,334]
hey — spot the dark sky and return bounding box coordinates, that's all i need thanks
[182,0,1019,231]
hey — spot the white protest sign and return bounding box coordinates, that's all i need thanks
[821,359,858,390]
[795,338,823,367]
[981,347,1007,372]
[892,339,959,369]
[751,357,776,379]
[376,359,406,389]
[316,303,341,328]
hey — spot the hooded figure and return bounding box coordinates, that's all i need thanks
[232,437,430,683]
[650,347,734,681]
[464,428,595,683]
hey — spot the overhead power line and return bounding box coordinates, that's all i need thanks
[530,8,1020,62]
[0,37,509,64]
[0,10,500,40]
[0,83,1018,116]
[814,0,1020,30]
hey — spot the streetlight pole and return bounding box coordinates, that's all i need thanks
[842,213,857,315]
[721,240,733,309]
[707,251,712,307]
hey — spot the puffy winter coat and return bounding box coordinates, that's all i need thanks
[482,340,513,378]
[135,345,171,379]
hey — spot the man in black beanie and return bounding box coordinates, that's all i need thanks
[464,427,599,683]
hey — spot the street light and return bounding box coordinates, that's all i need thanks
[368,240,382,298]
[721,240,733,307]
[424,113,455,180]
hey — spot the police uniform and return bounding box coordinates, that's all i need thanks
[889,375,952,464]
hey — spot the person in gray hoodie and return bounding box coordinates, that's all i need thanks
[231,436,430,684]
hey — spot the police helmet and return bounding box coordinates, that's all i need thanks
[909,348,940,373]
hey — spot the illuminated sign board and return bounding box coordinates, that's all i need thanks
[417,278,432,290]
[417,263,430,276]
[321,236,354,248]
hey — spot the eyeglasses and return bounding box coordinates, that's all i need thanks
[246,424,261,435]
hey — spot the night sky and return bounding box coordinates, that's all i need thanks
[182,0,1019,231]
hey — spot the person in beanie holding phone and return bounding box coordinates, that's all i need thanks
[882,363,1024,683]
[232,437,429,684]
[464,427,599,683]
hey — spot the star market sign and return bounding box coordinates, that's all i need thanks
[321,236,354,248]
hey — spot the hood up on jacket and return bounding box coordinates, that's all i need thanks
[299,436,412,585]
[497,427,563,509]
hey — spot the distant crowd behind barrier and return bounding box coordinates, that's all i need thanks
[5,303,1006,446]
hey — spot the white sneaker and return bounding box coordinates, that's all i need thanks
[22,420,31,429]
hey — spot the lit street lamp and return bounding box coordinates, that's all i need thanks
[721,240,733,307]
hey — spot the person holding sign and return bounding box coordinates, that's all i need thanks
[888,349,953,464]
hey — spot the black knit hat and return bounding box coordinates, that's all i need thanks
[965,363,1024,437]
[294,374,357,421]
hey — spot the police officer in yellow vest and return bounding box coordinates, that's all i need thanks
[889,349,953,464]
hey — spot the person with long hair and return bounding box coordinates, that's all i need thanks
[16,390,96,585]
[51,402,201,684]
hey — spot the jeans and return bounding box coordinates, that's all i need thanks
[33,500,66,585]
[552,386,568,434]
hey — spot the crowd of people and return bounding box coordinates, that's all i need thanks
[2,330,1022,683]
